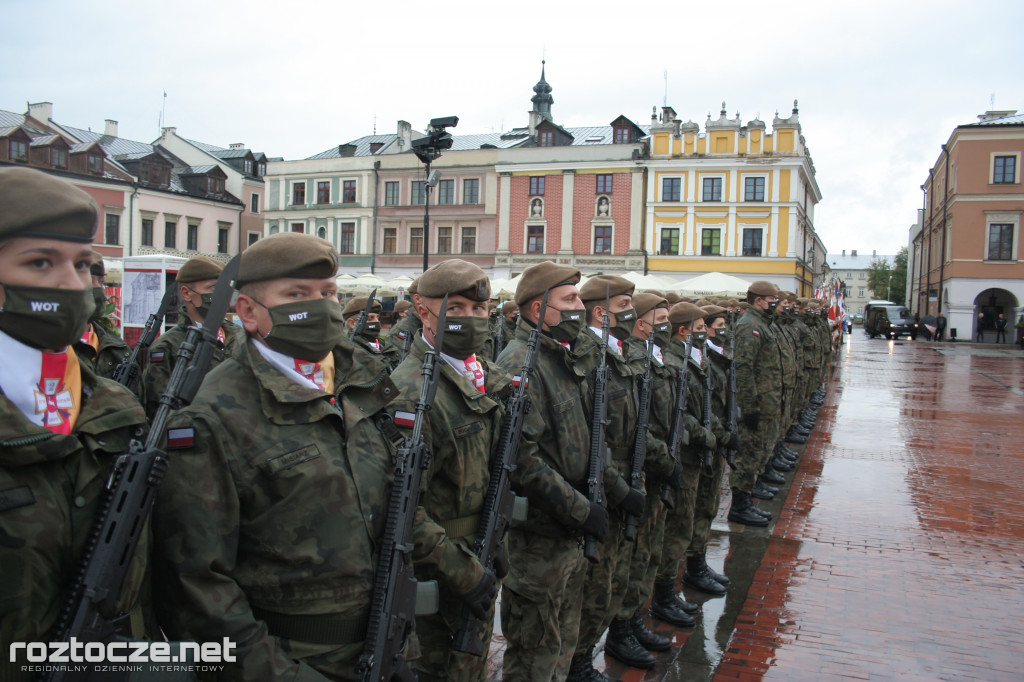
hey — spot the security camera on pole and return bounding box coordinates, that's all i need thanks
[411,116,458,273]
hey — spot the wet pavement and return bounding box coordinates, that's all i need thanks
[484,334,1024,681]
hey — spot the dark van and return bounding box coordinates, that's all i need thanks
[864,301,918,339]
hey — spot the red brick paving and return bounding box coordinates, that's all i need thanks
[484,336,1024,681]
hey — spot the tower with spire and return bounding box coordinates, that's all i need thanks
[531,60,553,122]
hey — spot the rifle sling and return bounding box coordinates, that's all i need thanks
[252,606,368,645]
[438,514,481,540]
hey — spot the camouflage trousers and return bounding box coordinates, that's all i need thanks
[618,476,668,619]
[414,589,495,682]
[501,530,587,681]
[687,450,726,557]
[733,412,780,492]
[656,460,701,582]
[575,504,636,653]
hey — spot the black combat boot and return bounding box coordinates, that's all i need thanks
[761,468,786,485]
[728,491,770,527]
[751,504,773,520]
[630,611,671,652]
[683,555,727,595]
[700,555,731,586]
[567,648,621,682]
[752,480,776,500]
[770,454,794,472]
[650,579,697,627]
[799,415,816,430]
[604,617,656,669]
[779,443,800,460]
[785,427,808,444]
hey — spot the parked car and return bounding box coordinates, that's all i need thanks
[864,301,918,339]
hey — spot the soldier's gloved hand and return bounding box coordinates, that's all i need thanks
[493,544,510,580]
[582,502,610,542]
[462,570,498,620]
[727,432,740,451]
[743,410,760,430]
[669,463,683,490]
[700,427,717,451]
[619,487,645,517]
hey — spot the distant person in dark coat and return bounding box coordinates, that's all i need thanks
[1016,314,1024,346]
[995,313,1008,343]
[976,313,985,342]
[936,313,947,342]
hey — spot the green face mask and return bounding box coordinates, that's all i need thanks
[767,299,780,313]
[188,289,214,319]
[437,315,491,360]
[691,331,707,346]
[652,322,672,348]
[551,307,584,343]
[0,283,95,350]
[91,287,107,322]
[256,297,345,361]
[610,308,636,342]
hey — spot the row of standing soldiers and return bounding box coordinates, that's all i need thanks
[1,166,834,682]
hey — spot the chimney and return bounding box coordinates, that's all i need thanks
[842,249,846,256]
[229,143,245,150]
[851,249,857,257]
[873,249,877,256]
[27,101,53,122]
[397,120,412,149]
[337,144,356,157]
[369,142,383,154]
[104,120,118,137]
[162,126,177,136]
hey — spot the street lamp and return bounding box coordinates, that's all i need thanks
[411,116,458,273]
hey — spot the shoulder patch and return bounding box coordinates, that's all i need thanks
[166,427,195,449]
[150,350,165,362]
[397,331,407,339]
[393,410,416,428]
[752,330,760,337]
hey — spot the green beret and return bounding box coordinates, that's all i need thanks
[797,297,810,305]
[515,261,581,306]
[176,255,225,283]
[668,301,708,325]
[500,300,519,314]
[633,292,669,319]
[407,277,419,295]
[579,274,635,303]
[237,232,338,287]
[678,296,695,303]
[783,291,798,301]
[702,304,727,322]
[664,292,682,305]
[0,167,98,243]
[641,289,666,297]
[90,252,106,277]
[342,295,382,319]
[417,259,490,301]
[393,300,413,315]
[748,280,778,297]
[694,298,713,307]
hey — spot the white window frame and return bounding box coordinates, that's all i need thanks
[314,178,332,205]
[291,180,308,206]
[983,211,1021,262]
[990,152,1021,185]
[592,224,613,255]
[250,193,260,214]
[742,174,768,202]
[661,175,683,202]
[701,174,726,202]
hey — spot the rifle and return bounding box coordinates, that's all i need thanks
[353,288,378,338]
[493,308,506,362]
[584,287,611,564]
[359,296,448,682]
[701,336,714,472]
[726,311,739,470]
[660,332,694,507]
[399,316,415,363]
[44,256,240,682]
[452,290,548,656]
[623,331,655,541]
[110,286,177,391]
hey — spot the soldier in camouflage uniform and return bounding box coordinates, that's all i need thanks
[613,294,680,659]
[656,302,718,621]
[570,275,652,675]
[343,295,395,374]
[729,281,783,526]
[383,279,421,364]
[0,168,150,679]
[153,232,403,681]
[682,305,736,594]
[496,261,610,682]
[388,260,511,681]
[73,254,132,381]
[140,255,244,419]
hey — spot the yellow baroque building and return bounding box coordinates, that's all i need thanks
[644,102,825,296]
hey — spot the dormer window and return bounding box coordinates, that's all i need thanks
[51,148,67,169]
[209,177,225,194]
[10,139,28,162]
[613,127,631,144]
[88,155,103,174]
[244,159,253,174]
[257,162,266,177]
[539,130,554,147]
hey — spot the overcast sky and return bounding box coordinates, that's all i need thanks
[3,0,1022,257]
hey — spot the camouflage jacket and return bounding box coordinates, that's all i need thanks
[733,307,784,418]
[389,335,513,597]
[350,333,397,375]
[495,319,593,537]
[140,309,245,419]
[153,338,398,682]
[622,337,676,479]
[793,315,818,373]
[662,338,716,466]
[383,310,421,364]
[1,360,149,680]
[774,315,798,397]
[706,341,731,442]
[74,321,131,382]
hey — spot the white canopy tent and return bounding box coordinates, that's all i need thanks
[673,271,753,298]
